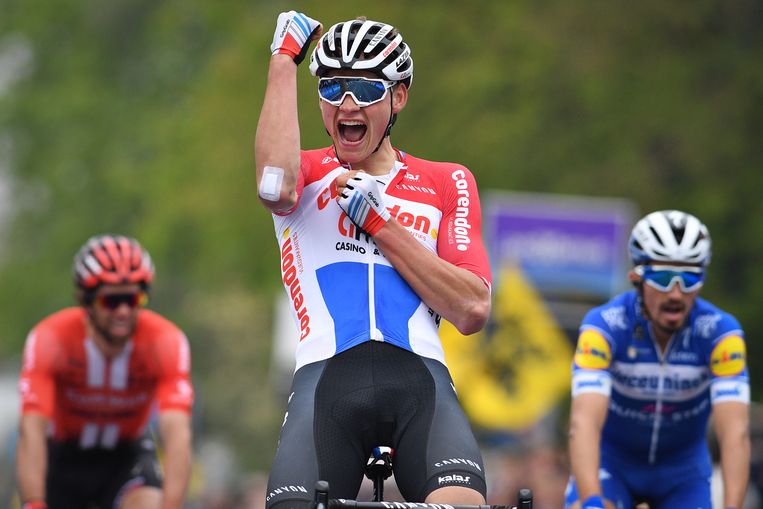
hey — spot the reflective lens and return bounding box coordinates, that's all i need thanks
[635,265,705,293]
[318,77,393,106]
[96,292,147,310]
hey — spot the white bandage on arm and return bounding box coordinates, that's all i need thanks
[258,166,285,202]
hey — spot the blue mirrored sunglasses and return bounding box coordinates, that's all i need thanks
[318,77,394,107]
[634,264,705,293]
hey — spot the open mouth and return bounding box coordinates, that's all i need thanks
[661,302,684,313]
[660,302,686,320]
[338,120,367,143]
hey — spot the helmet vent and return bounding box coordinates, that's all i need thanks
[648,226,664,246]
[673,226,686,244]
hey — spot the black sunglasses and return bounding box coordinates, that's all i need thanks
[95,292,147,310]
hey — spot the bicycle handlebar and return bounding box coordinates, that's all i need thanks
[327,501,516,509]
[313,481,532,509]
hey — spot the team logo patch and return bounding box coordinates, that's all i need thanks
[574,330,611,370]
[710,335,746,377]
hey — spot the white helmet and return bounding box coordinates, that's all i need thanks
[629,210,711,266]
[309,19,413,88]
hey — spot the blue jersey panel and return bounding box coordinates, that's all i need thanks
[374,264,419,350]
[317,262,371,353]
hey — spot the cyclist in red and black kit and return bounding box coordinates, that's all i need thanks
[256,11,492,508]
[15,234,194,509]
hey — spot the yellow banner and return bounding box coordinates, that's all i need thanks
[442,266,573,431]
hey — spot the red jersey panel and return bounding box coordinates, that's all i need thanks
[19,307,194,448]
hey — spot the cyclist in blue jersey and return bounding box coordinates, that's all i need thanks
[255,11,492,509]
[565,210,750,509]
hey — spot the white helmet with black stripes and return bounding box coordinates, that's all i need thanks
[309,18,413,88]
[629,210,712,267]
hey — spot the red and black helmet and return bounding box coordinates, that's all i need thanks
[73,234,154,290]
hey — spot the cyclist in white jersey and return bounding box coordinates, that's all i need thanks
[256,11,492,508]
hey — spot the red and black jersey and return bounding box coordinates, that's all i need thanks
[19,307,194,448]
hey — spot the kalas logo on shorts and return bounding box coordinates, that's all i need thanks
[281,229,310,340]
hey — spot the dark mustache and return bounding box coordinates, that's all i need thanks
[660,300,686,311]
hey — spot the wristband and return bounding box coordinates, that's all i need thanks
[581,495,605,509]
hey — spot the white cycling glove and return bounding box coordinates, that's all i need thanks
[270,11,322,65]
[337,172,391,236]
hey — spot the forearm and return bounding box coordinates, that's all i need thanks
[719,428,750,508]
[161,443,192,509]
[159,412,193,509]
[569,424,603,499]
[16,416,48,503]
[255,56,301,210]
[373,220,490,334]
[713,400,751,508]
[568,395,609,501]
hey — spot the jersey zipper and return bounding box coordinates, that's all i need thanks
[647,328,675,464]
[366,171,399,343]
[368,256,377,339]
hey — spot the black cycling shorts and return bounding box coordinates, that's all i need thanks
[46,435,163,509]
[266,341,486,508]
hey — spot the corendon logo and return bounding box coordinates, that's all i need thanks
[281,232,310,340]
[318,179,433,239]
[451,169,472,252]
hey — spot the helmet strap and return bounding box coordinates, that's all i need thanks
[634,281,650,319]
[370,93,397,155]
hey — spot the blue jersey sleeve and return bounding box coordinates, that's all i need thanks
[570,301,624,397]
[694,305,750,404]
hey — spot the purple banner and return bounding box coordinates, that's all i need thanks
[486,192,637,297]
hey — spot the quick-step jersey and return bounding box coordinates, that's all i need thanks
[273,147,491,371]
[572,290,749,465]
